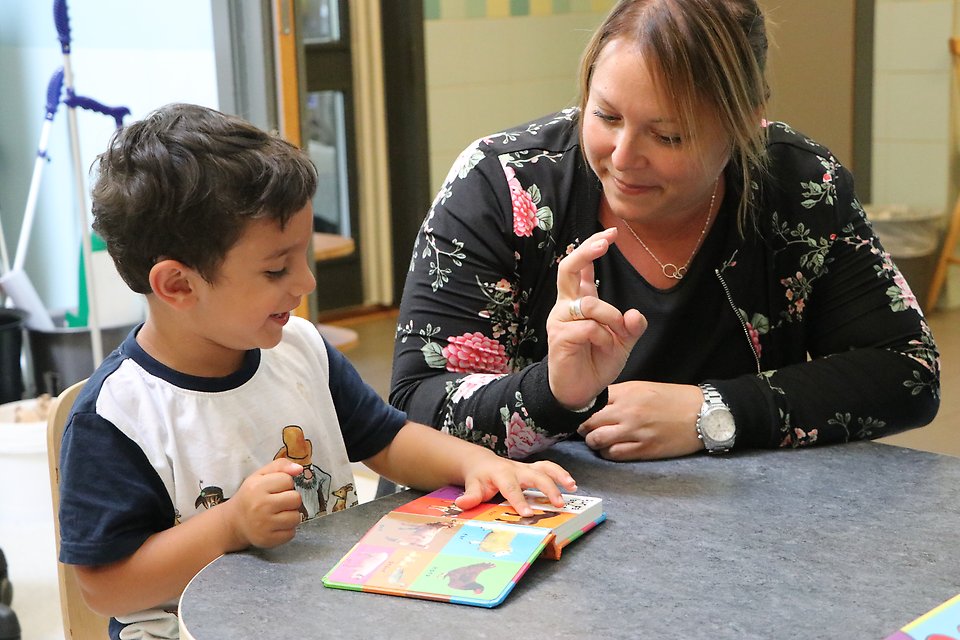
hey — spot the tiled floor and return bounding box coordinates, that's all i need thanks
[2,304,956,640]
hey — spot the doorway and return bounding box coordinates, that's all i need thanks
[213,0,430,316]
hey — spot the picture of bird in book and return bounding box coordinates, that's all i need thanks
[274,425,332,520]
[441,562,497,594]
[468,528,518,557]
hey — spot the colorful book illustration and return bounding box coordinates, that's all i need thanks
[885,593,960,640]
[321,485,604,607]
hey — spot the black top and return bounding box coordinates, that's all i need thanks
[390,110,940,457]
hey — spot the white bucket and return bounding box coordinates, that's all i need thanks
[864,204,945,258]
[0,399,52,526]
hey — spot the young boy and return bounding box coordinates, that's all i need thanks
[57,103,577,639]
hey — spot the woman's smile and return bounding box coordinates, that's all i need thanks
[612,174,657,194]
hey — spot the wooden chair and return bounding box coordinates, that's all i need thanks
[46,379,110,639]
[927,37,960,310]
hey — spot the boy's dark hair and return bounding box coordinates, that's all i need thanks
[91,103,317,294]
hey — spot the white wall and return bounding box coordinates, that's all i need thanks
[871,0,956,306]
[0,0,218,314]
[871,0,953,208]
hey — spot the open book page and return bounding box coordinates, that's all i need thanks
[322,486,604,606]
[322,510,554,607]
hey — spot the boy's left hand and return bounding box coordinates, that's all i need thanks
[455,457,577,517]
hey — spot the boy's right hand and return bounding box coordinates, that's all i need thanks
[220,459,304,551]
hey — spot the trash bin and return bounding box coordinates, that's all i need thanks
[27,316,135,396]
[864,204,944,310]
[0,310,27,404]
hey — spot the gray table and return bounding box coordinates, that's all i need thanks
[179,441,960,639]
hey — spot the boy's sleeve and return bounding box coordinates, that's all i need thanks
[58,410,175,566]
[323,340,407,462]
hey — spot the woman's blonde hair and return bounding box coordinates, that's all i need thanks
[578,0,770,228]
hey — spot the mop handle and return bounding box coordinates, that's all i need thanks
[12,68,65,273]
[53,0,71,53]
[55,0,103,362]
[64,91,130,129]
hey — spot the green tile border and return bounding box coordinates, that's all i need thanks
[510,0,530,17]
[423,0,441,20]
[424,0,611,19]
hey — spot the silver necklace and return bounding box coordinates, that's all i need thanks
[621,178,719,280]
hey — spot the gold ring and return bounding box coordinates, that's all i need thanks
[569,297,585,321]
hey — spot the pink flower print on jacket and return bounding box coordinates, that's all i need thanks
[442,332,510,374]
[737,309,768,360]
[505,166,537,237]
[746,322,762,358]
[504,411,561,459]
[450,373,505,403]
[889,271,921,312]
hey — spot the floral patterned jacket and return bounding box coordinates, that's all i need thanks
[390,109,940,459]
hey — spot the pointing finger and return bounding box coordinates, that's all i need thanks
[557,228,617,299]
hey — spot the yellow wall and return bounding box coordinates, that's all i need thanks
[423,2,613,191]
[422,0,864,190]
[760,1,856,167]
[950,0,960,306]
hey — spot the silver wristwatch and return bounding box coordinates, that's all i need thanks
[696,384,736,453]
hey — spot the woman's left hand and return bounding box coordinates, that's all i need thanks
[576,381,705,461]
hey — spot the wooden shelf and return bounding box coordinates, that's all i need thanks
[315,323,359,352]
[313,232,355,262]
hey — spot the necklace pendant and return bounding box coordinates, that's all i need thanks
[662,263,685,280]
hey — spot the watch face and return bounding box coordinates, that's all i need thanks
[701,408,736,442]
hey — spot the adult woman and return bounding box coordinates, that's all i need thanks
[390,0,940,461]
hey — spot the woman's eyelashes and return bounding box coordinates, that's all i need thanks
[592,109,682,146]
[655,132,683,146]
[592,108,619,123]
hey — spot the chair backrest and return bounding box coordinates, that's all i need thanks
[47,378,110,639]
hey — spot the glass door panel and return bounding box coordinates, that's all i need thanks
[298,0,363,312]
[299,0,340,43]
[305,90,350,236]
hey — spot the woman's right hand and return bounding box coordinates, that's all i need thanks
[547,227,646,410]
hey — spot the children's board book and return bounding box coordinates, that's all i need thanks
[885,593,960,640]
[321,485,604,608]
